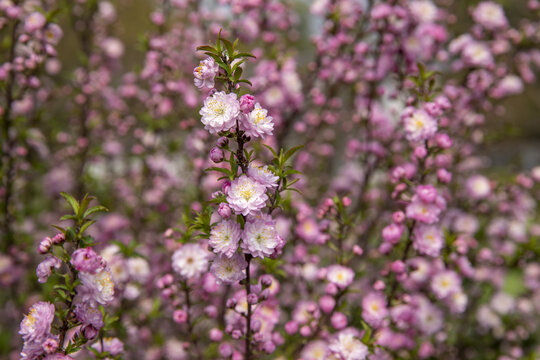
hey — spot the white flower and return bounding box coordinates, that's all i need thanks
[226,176,268,216]
[78,268,115,305]
[490,292,515,315]
[171,244,209,279]
[416,302,443,335]
[241,103,274,138]
[431,270,461,299]
[127,257,150,282]
[109,257,129,283]
[301,340,329,360]
[448,291,468,313]
[409,0,438,23]
[326,265,355,288]
[199,91,240,134]
[242,218,280,258]
[328,331,368,360]
[210,253,248,284]
[247,164,279,189]
[466,175,491,199]
[193,57,219,89]
[404,109,437,142]
[462,41,493,67]
[473,1,507,30]
[209,220,242,258]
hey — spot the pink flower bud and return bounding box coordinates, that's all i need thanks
[325,283,338,295]
[38,237,52,254]
[435,133,452,149]
[392,211,405,223]
[353,245,363,256]
[209,328,223,341]
[239,94,255,113]
[414,146,427,159]
[210,147,224,163]
[247,293,258,305]
[331,312,348,330]
[319,295,336,313]
[391,260,406,274]
[285,321,298,334]
[205,305,218,318]
[173,310,188,324]
[299,325,312,337]
[219,343,233,357]
[373,280,386,291]
[218,203,232,218]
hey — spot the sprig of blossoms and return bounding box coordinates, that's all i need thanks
[168,32,302,360]
[20,193,118,359]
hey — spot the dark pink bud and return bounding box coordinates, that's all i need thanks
[173,309,188,324]
[218,203,232,218]
[331,312,347,330]
[239,94,255,113]
[319,295,335,313]
[210,147,224,163]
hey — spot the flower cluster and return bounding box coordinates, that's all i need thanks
[19,194,117,359]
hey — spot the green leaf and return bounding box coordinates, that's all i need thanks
[216,61,232,75]
[83,205,109,218]
[263,144,278,158]
[196,45,217,53]
[235,52,256,59]
[60,215,77,221]
[283,145,304,163]
[231,59,245,73]
[79,220,96,234]
[237,79,252,86]
[221,38,233,56]
[60,192,79,215]
[79,194,95,216]
[51,225,65,232]
[233,66,243,82]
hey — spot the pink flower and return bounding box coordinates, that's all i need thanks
[382,223,404,244]
[171,244,209,279]
[413,224,444,257]
[328,330,368,360]
[406,197,444,224]
[77,268,115,305]
[209,220,242,258]
[193,57,219,89]
[431,270,461,299]
[71,247,105,274]
[226,176,268,216]
[240,103,274,138]
[403,109,437,142]
[24,12,46,32]
[362,292,388,327]
[200,91,240,134]
[462,41,493,68]
[242,217,280,258]
[19,302,55,342]
[326,265,354,289]
[247,164,279,189]
[91,337,124,356]
[36,256,61,283]
[210,253,248,284]
[472,2,508,30]
[466,175,491,199]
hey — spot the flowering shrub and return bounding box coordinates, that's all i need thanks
[2,0,540,359]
